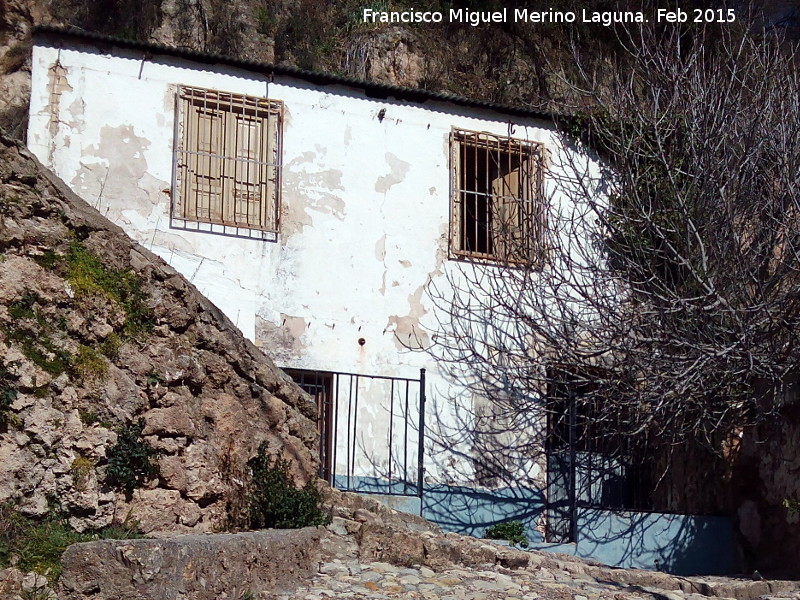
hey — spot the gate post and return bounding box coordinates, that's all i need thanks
[568,386,578,543]
[417,368,426,515]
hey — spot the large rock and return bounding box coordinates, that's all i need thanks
[0,132,318,534]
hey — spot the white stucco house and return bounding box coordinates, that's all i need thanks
[25,27,739,574]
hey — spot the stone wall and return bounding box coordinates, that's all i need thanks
[53,491,800,600]
[59,528,323,600]
[735,407,800,576]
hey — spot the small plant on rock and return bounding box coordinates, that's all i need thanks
[145,370,165,387]
[70,456,94,491]
[99,332,122,359]
[106,419,159,495]
[66,239,153,338]
[78,409,99,426]
[783,498,800,514]
[4,292,70,377]
[71,345,108,381]
[248,443,330,530]
[484,520,529,548]
[0,362,19,431]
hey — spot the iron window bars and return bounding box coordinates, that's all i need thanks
[450,129,546,264]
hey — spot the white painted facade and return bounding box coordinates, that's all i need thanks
[27,32,602,498]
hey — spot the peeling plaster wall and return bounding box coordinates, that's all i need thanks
[28,40,603,493]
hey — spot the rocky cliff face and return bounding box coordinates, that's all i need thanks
[0,0,571,140]
[0,131,318,534]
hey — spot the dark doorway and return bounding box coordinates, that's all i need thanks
[285,369,334,482]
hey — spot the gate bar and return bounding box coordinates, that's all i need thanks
[417,368,426,513]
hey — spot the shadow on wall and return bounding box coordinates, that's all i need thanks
[422,483,546,542]
[332,475,423,516]
[574,508,737,575]
[321,363,737,574]
[420,484,737,576]
[328,475,546,543]
[415,374,549,544]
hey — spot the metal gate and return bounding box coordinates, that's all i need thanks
[286,368,426,502]
[545,379,653,543]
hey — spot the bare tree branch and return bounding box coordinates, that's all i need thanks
[425,21,800,509]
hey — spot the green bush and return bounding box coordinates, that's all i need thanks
[0,362,18,430]
[106,419,159,494]
[484,520,529,548]
[248,443,330,530]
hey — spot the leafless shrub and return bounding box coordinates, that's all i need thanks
[425,21,800,496]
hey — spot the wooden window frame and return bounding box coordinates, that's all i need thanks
[449,128,546,265]
[172,86,283,238]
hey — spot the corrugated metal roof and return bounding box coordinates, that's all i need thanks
[33,25,555,122]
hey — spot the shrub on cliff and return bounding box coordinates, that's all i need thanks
[105,419,160,495]
[248,443,329,530]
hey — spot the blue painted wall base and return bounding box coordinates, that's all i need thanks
[421,482,545,543]
[574,508,737,575]
[348,477,738,576]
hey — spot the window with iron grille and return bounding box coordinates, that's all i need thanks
[173,86,283,235]
[450,129,546,263]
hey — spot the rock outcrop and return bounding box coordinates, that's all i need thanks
[0,131,318,534]
[344,27,424,87]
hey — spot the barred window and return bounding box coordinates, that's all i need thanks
[450,129,546,264]
[173,86,283,235]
